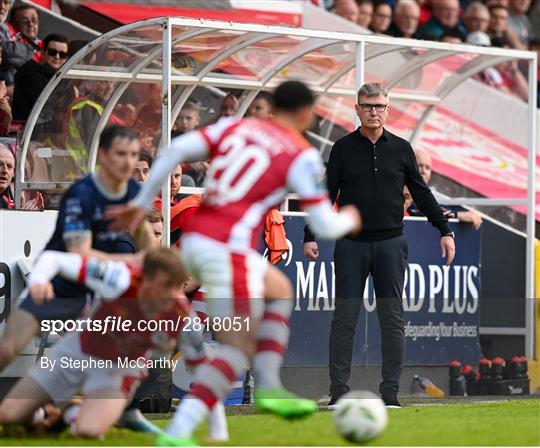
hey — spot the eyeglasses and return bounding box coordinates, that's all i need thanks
[358,103,388,112]
[47,48,68,59]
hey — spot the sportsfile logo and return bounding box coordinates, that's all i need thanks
[40,315,250,335]
[40,315,185,335]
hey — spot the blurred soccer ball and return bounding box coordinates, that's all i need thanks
[332,391,388,443]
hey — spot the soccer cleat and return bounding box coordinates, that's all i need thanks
[117,408,163,434]
[255,387,317,419]
[156,433,198,446]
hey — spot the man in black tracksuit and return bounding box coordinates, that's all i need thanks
[304,83,456,407]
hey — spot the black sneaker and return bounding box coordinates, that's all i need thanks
[327,391,347,408]
[382,394,402,408]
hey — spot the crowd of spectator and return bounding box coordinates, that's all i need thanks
[0,2,70,139]
[330,0,538,104]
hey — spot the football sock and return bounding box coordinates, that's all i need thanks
[252,299,292,389]
[208,401,229,441]
[167,345,248,437]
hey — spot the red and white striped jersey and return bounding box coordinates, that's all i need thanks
[182,117,328,251]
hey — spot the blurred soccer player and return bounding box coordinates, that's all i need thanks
[107,80,361,446]
[0,248,229,440]
[0,125,160,434]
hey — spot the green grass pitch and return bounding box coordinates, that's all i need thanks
[2,399,539,446]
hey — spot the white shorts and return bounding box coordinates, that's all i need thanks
[181,233,267,318]
[29,333,144,407]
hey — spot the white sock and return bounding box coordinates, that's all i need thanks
[253,299,292,389]
[167,397,209,438]
[208,402,229,441]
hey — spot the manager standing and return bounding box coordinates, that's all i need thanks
[304,83,455,407]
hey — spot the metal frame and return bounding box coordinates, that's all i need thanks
[160,18,173,246]
[15,17,537,356]
[86,27,215,172]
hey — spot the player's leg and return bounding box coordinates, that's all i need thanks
[72,391,128,438]
[0,308,39,372]
[162,237,253,445]
[0,377,51,425]
[252,263,292,388]
[253,264,317,418]
[74,367,143,438]
[1,291,89,373]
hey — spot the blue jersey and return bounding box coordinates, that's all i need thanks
[44,173,140,299]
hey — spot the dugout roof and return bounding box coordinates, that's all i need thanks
[16,16,538,300]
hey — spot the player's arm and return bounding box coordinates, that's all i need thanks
[105,127,217,233]
[60,191,143,263]
[288,149,361,240]
[29,251,132,303]
[64,231,144,264]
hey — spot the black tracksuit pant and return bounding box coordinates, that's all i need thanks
[329,235,407,398]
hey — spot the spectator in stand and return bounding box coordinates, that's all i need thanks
[137,128,157,158]
[387,0,421,38]
[370,1,393,34]
[0,144,43,210]
[12,33,68,121]
[440,30,464,43]
[490,37,529,101]
[0,143,13,208]
[488,5,510,39]
[410,150,482,230]
[488,5,526,50]
[248,91,273,119]
[507,0,534,47]
[356,0,374,29]
[0,0,14,43]
[62,80,114,177]
[174,102,201,134]
[417,0,467,41]
[133,150,153,184]
[463,2,491,34]
[170,164,184,206]
[147,207,164,245]
[2,4,42,86]
[172,103,203,186]
[218,92,238,118]
[334,0,360,23]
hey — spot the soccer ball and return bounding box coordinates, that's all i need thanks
[332,391,388,443]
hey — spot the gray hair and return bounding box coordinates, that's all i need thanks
[395,0,420,16]
[357,83,389,100]
[465,1,489,17]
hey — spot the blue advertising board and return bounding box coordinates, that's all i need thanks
[268,216,481,366]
